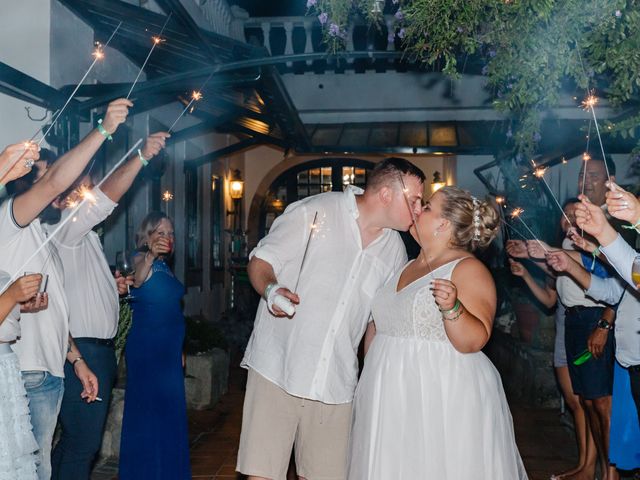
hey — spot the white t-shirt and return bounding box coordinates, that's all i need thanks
[0,198,69,377]
[242,186,408,404]
[43,187,119,339]
[0,270,21,342]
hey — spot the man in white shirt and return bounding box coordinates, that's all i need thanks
[237,157,425,480]
[44,132,169,480]
[0,98,130,480]
[48,132,168,479]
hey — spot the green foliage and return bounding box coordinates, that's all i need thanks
[308,0,640,155]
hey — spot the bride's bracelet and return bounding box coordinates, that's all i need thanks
[440,299,463,322]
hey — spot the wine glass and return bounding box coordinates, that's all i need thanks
[115,250,135,301]
[632,255,640,288]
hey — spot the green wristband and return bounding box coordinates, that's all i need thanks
[97,119,113,141]
[138,149,149,167]
[439,298,461,314]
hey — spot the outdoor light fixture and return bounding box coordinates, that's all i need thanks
[229,169,244,200]
[431,171,446,193]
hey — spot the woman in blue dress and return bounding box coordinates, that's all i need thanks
[119,212,191,479]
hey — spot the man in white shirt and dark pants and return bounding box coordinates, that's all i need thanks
[48,132,169,479]
[236,157,425,480]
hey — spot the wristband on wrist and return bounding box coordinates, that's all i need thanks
[97,119,113,141]
[72,356,84,367]
[590,246,601,272]
[439,299,461,314]
[622,218,640,233]
[263,282,278,301]
[0,183,4,193]
[138,149,149,167]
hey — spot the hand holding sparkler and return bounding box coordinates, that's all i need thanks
[568,231,598,255]
[0,141,39,184]
[574,195,617,245]
[505,239,528,259]
[508,258,529,278]
[265,284,298,317]
[509,208,549,253]
[526,239,556,260]
[604,181,640,225]
[140,132,171,161]
[545,250,575,274]
[100,98,133,137]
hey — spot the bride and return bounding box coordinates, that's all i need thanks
[348,186,528,479]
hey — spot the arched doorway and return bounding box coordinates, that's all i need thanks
[256,158,376,240]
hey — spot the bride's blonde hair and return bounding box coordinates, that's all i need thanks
[438,186,499,251]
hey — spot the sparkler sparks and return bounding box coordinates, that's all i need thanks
[510,208,549,253]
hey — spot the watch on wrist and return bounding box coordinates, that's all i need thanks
[596,319,613,331]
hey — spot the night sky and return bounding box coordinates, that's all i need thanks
[229,0,307,16]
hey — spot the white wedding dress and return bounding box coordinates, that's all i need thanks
[348,258,528,480]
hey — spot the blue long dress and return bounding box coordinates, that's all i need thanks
[119,260,191,479]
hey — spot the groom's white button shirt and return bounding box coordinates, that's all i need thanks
[242,186,407,404]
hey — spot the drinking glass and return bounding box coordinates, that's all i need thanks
[115,250,135,301]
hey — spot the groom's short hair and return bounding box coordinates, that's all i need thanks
[366,157,425,192]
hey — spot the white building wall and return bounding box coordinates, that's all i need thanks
[0,0,51,149]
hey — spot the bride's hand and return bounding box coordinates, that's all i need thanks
[431,278,458,312]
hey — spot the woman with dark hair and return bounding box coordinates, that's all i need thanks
[119,212,191,479]
[348,186,528,479]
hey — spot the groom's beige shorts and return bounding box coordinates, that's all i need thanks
[236,369,352,480]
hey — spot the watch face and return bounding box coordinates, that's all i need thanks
[597,319,611,330]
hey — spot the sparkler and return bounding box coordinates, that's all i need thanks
[509,208,549,253]
[162,190,174,215]
[533,166,573,226]
[0,22,122,185]
[167,89,206,133]
[293,211,318,293]
[581,93,612,183]
[126,13,173,99]
[0,140,143,295]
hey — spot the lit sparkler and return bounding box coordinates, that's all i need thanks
[0,22,122,185]
[510,208,549,253]
[533,166,573,226]
[126,13,173,99]
[581,92,612,183]
[0,140,143,295]
[167,89,206,133]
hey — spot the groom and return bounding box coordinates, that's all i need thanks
[237,157,425,480]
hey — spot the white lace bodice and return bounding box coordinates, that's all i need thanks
[371,258,469,342]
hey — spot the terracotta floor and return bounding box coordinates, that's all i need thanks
[92,366,630,480]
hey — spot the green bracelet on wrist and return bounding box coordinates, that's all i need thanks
[138,149,149,167]
[439,299,461,314]
[622,218,640,233]
[97,119,113,141]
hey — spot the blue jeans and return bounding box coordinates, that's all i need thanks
[51,339,117,480]
[22,370,64,480]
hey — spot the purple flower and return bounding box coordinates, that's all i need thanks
[456,26,464,33]
[306,0,317,7]
[506,128,513,138]
[392,0,399,3]
[387,32,395,43]
[507,83,513,90]
[328,22,340,37]
[395,9,404,21]
[533,132,542,142]
[615,9,622,17]
[398,28,406,39]
[488,49,496,58]
[481,65,489,76]
[318,12,328,24]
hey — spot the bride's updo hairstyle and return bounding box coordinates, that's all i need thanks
[437,186,499,251]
